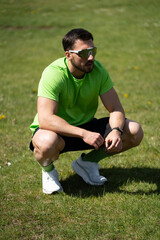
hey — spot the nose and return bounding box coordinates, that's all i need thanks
[88,53,94,60]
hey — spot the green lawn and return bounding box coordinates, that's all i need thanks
[0,0,160,239]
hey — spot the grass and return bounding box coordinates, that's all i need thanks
[0,0,160,239]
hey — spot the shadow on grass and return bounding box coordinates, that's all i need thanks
[60,167,160,197]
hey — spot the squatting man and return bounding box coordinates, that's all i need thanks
[29,28,143,194]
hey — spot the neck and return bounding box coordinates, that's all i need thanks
[68,61,85,79]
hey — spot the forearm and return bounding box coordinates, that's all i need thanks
[100,88,125,130]
[109,110,125,130]
[39,114,86,139]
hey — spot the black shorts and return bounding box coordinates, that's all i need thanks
[29,117,112,153]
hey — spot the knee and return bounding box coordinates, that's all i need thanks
[131,122,144,147]
[34,132,65,160]
[39,137,55,159]
[43,134,64,158]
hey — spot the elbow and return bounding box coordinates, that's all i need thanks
[39,121,46,130]
[38,116,49,130]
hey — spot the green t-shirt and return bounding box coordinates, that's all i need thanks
[30,57,113,133]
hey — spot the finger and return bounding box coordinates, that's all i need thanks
[116,141,122,152]
[96,139,103,148]
[93,143,99,150]
[108,140,122,153]
[105,140,112,151]
[107,143,114,150]
[94,134,104,146]
[107,139,117,150]
[97,135,104,144]
[114,139,120,148]
[97,139,104,147]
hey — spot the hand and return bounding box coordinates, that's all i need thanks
[105,130,122,153]
[82,130,104,150]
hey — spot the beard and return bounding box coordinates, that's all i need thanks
[71,58,94,74]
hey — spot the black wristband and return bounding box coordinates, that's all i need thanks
[112,127,123,134]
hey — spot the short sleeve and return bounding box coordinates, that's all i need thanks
[38,66,64,102]
[99,64,114,96]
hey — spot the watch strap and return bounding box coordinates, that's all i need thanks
[112,127,123,134]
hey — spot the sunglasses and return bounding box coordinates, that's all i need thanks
[68,46,97,59]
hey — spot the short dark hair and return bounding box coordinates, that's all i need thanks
[62,28,94,51]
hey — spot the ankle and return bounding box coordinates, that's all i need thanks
[42,163,55,172]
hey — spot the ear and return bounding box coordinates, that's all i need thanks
[65,51,72,60]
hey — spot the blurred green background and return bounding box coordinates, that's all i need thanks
[0,1,160,239]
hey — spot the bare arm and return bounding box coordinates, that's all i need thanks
[100,87,125,152]
[38,96,104,150]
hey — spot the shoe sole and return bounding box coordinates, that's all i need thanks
[71,160,107,186]
[43,187,63,194]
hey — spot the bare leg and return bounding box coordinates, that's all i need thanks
[121,119,143,152]
[32,129,65,166]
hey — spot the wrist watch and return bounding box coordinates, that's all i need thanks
[112,127,123,134]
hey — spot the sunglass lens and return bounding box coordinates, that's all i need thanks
[78,49,88,59]
[78,47,97,59]
[92,47,97,57]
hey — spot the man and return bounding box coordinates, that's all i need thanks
[30,28,143,194]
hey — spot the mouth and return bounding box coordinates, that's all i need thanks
[85,61,94,67]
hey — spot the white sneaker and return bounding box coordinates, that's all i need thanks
[42,169,63,194]
[71,156,107,186]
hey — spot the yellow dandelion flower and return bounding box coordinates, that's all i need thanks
[0,114,5,120]
[147,101,151,105]
[124,93,128,98]
[134,66,139,70]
